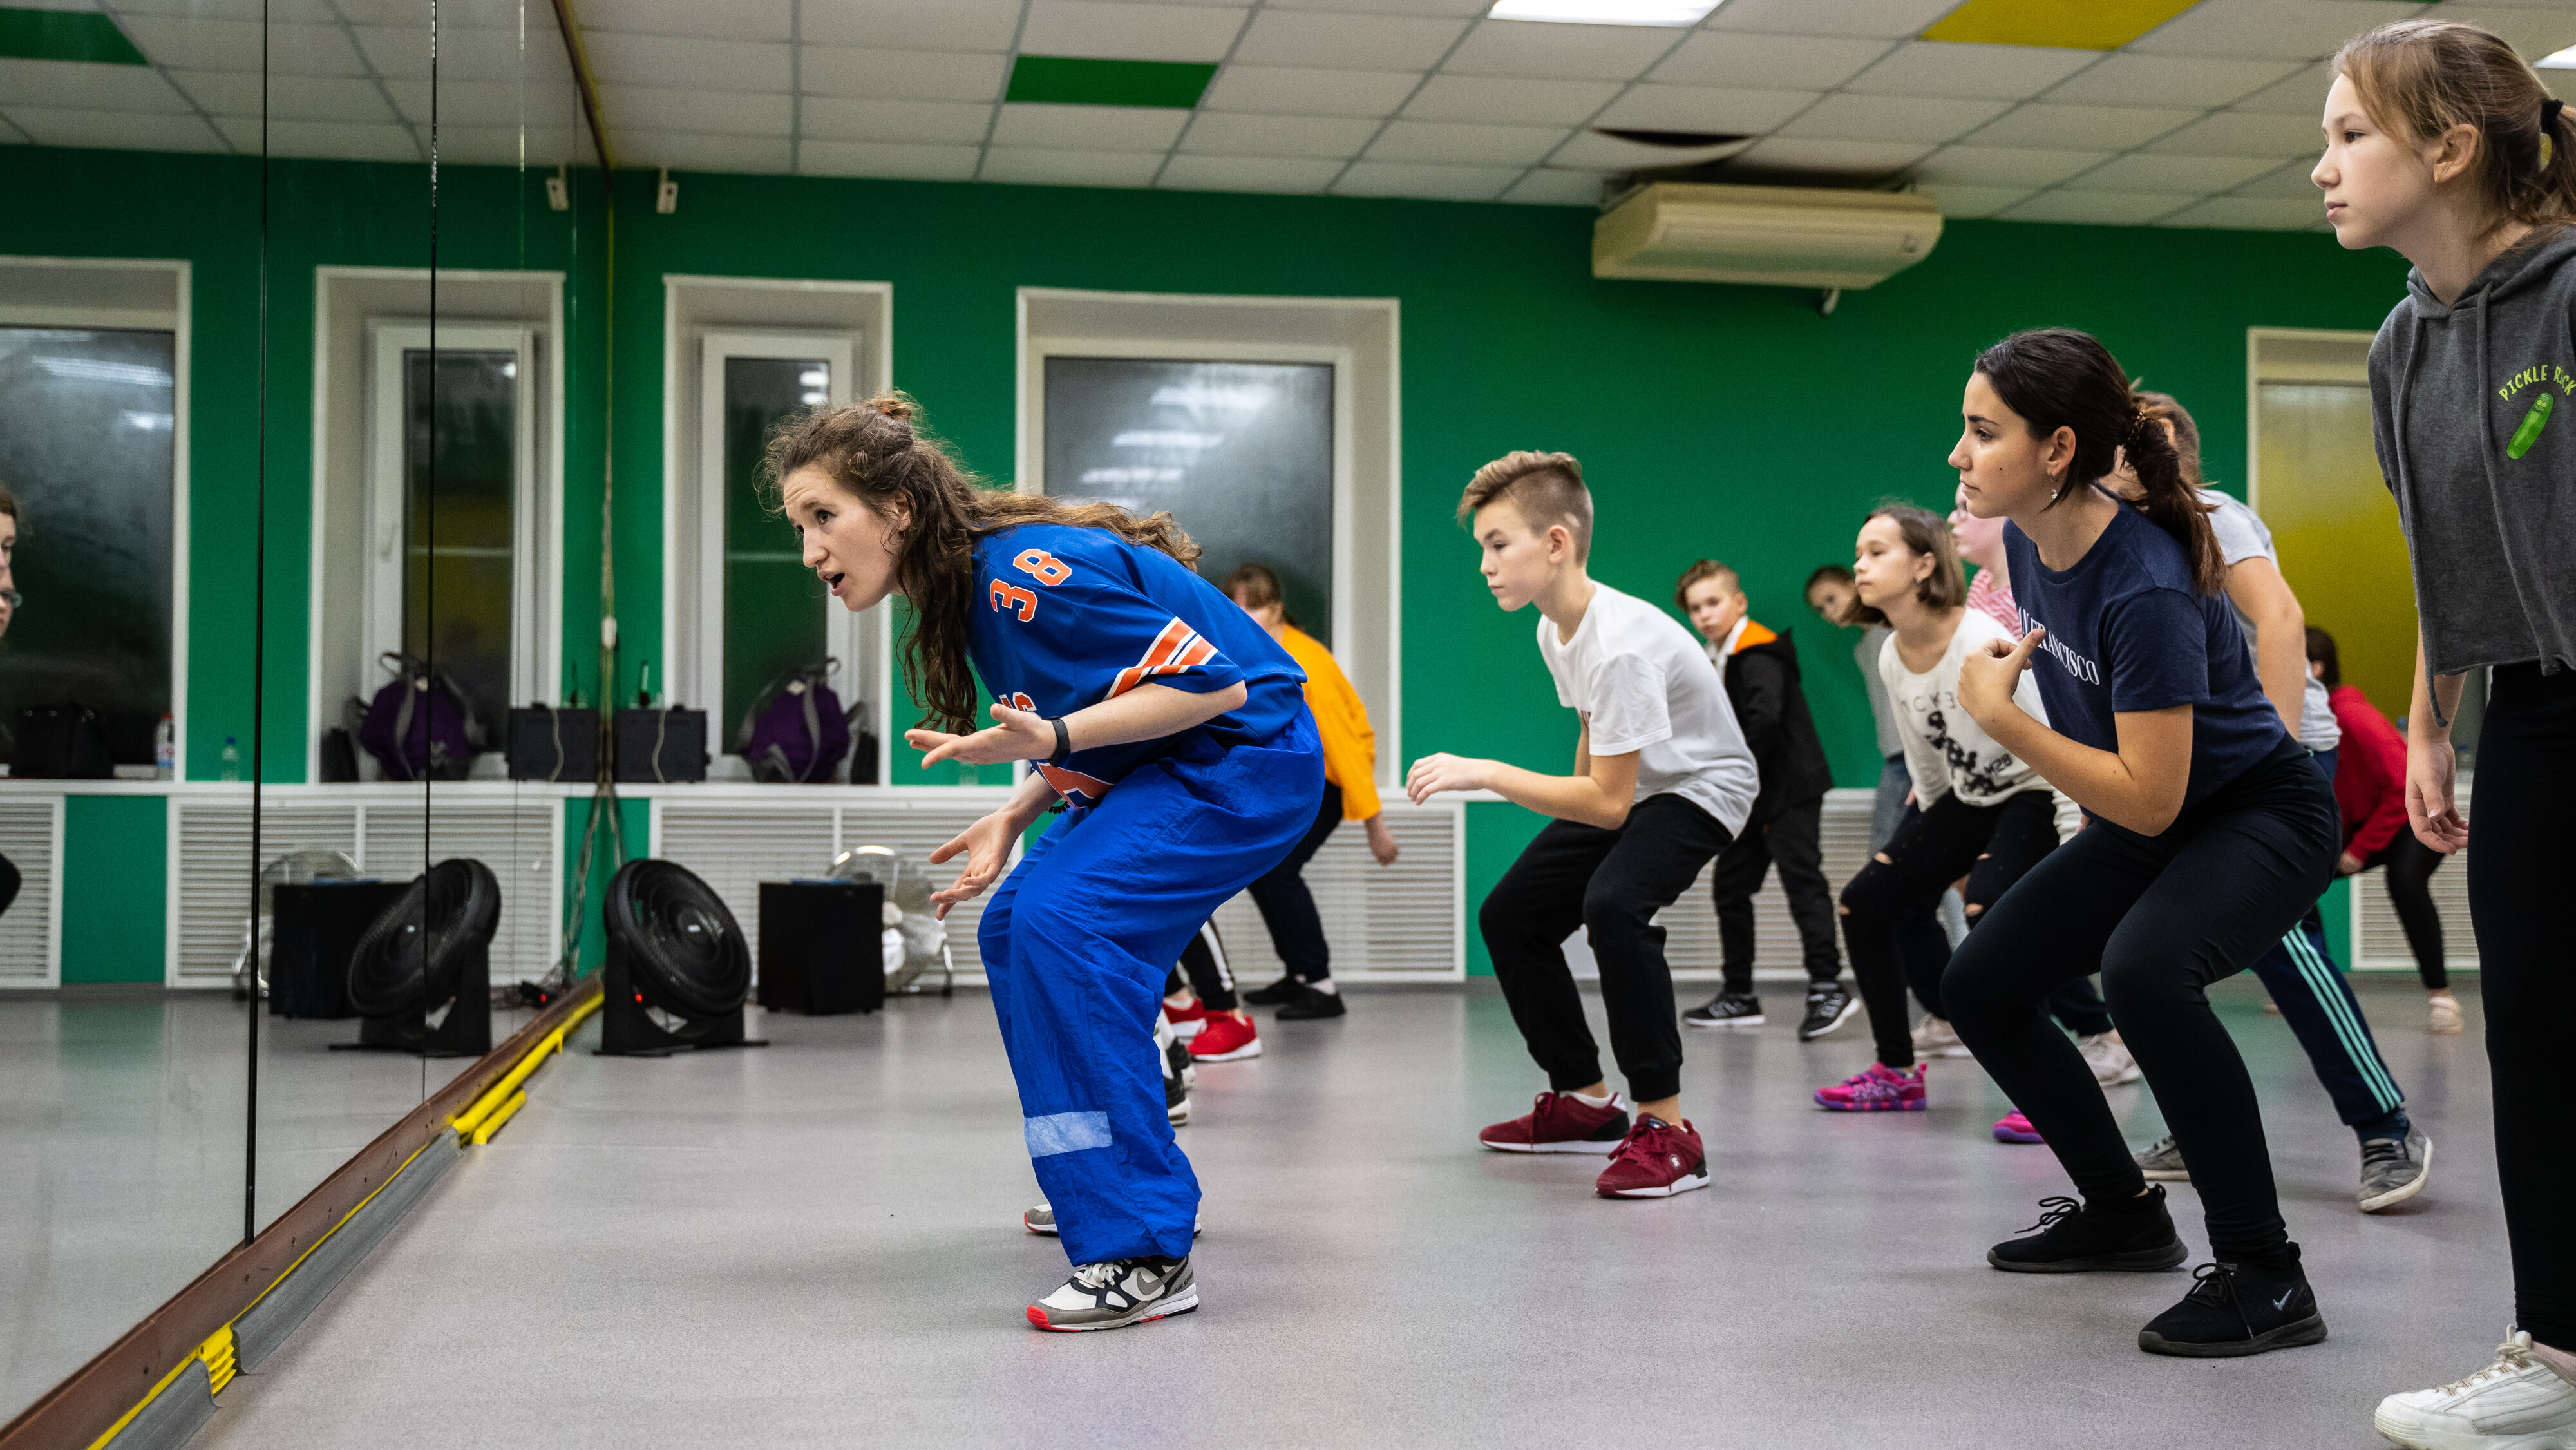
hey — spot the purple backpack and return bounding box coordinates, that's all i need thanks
[737,663,853,783]
[353,653,488,781]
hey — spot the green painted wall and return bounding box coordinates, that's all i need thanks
[60,796,167,984]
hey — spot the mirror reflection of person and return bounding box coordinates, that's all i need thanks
[0,481,25,918]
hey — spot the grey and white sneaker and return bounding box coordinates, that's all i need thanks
[1682,991,1764,1028]
[2135,1134,2190,1182]
[2079,1032,2143,1087]
[2360,1129,2434,1214]
[1911,1015,1975,1060]
[1022,1202,1201,1237]
[1025,1256,1198,1331]
[1797,984,1860,1041]
[2374,1328,2576,1449]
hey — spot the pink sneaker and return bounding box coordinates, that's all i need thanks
[1814,1062,1927,1112]
[1993,1110,2045,1144]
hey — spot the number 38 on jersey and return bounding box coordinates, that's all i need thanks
[989,548,1072,622]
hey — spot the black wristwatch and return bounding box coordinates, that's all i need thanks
[1048,716,1072,766]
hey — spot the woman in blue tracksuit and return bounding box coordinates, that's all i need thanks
[766,394,1321,1333]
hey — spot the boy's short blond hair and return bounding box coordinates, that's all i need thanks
[1673,560,1740,612]
[1458,450,1591,562]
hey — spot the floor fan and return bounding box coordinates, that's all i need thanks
[597,859,766,1056]
[336,859,498,1058]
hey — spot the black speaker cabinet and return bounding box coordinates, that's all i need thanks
[757,881,886,1015]
[269,881,406,1018]
[507,707,598,782]
[614,708,707,783]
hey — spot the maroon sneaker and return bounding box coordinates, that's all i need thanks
[1595,1115,1711,1198]
[1477,1091,1631,1154]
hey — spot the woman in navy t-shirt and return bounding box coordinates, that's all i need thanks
[1939,328,2340,1359]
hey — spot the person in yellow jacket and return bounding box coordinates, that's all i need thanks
[1198,564,1397,1027]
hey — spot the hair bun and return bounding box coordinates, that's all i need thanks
[863,391,917,423]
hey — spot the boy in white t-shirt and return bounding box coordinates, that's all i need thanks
[1406,450,1758,1199]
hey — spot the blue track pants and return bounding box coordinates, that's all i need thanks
[980,716,1322,1266]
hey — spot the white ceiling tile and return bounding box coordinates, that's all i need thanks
[800,47,1006,102]
[2061,151,2281,193]
[580,0,792,41]
[1403,73,1616,124]
[1157,153,1345,192]
[433,125,592,166]
[799,0,1024,50]
[3,105,227,152]
[1778,93,2011,144]
[380,80,583,127]
[2228,60,2338,115]
[981,146,1166,186]
[1922,183,2035,218]
[582,33,790,91]
[2042,54,2307,109]
[1911,144,2111,187]
[1647,31,1888,89]
[0,59,196,113]
[616,129,793,171]
[1501,168,1609,204]
[2126,0,2429,61]
[1180,110,1379,157]
[1201,64,1421,117]
[2157,195,2335,229]
[1443,18,1682,80]
[990,102,1191,150]
[1965,103,2199,149]
[349,26,576,82]
[598,84,793,137]
[1266,0,1487,12]
[1550,129,1747,167]
[798,97,992,144]
[1233,10,1470,70]
[1368,117,1564,164]
[2423,6,2576,64]
[2232,159,2325,198]
[120,17,365,75]
[338,0,525,26]
[1725,135,1934,174]
[112,0,338,17]
[1333,159,1517,199]
[1017,1,1248,62]
[1999,189,2192,224]
[1844,41,2100,100]
[1703,0,1967,40]
[1592,83,1814,133]
[185,73,399,123]
[215,115,419,159]
[2141,108,2326,157]
[797,138,983,179]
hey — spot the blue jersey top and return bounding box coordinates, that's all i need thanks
[963,523,1307,808]
[2003,501,2285,816]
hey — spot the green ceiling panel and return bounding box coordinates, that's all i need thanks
[0,8,147,64]
[1005,55,1217,109]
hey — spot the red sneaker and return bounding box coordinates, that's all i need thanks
[1478,1091,1630,1154]
[1186,1013,1260,1062]
[1595,1116,1710,1198]
[1162,998,1209,1042]
[1814,1061,1927,1112]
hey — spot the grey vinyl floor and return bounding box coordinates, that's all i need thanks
[176,978,2507,1447]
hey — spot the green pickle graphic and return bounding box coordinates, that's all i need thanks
[2509,390,2554,459]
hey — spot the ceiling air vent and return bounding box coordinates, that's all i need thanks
[1593,182,1945,291]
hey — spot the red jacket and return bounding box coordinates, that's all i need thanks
[2329,683,2410,859]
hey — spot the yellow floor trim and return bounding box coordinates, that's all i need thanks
[469,1090,529,1146]
[196,1326,236,1397]
[451,993,600,1138]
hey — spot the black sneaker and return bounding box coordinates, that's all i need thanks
[1683,992,1764,1028]
[2139,1259,2327,1357]
[1276,984,1346,1020]
[1243,976,1305,1006]
[1161,1030,1191,1126]
[1987,1188,2190,1273]
[1797,984,1859,1041]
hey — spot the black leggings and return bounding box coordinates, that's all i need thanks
[1167,922,1237,1011]
[1247,783,1343,982]
[1944,742,2338,1266]
[2363,832,2448,990]
[1841,790,2060,1068]
[2470,662,2576,1350]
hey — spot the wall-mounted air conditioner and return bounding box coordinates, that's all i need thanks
[1593,182,1945,291]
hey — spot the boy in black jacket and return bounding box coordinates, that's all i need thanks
[1672,562,1853,1040]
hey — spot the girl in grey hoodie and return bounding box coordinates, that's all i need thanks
[2322,19,2576,1448]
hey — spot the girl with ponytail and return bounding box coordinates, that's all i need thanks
[1932,327,2341,1359]
[2319,18,2576,1440]
[766,393,1323,1331]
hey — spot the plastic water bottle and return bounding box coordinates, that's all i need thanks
[153,715,174,779]
[218,735,240,783]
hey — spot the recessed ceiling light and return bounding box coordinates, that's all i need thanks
[1487,0,1721,26]
[2539,44,2576,69]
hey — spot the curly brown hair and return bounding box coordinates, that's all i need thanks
[762,393,1200,734]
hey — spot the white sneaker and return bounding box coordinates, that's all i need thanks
[2375,1329,2576,1449]
[1911,1015,1975,1060]
[2078,1032,2143,1087]
[2429,993,2466,1035]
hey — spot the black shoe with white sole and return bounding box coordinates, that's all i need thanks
[2138,1259,2327,1357]
[1987,1187,2190,1273]
[1025,1256,1198,1331]
[1682,991,1764,1028]
[1797,984,1859,1041]
[1242,976,1305,1007]
[1276,984,1345,1020]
